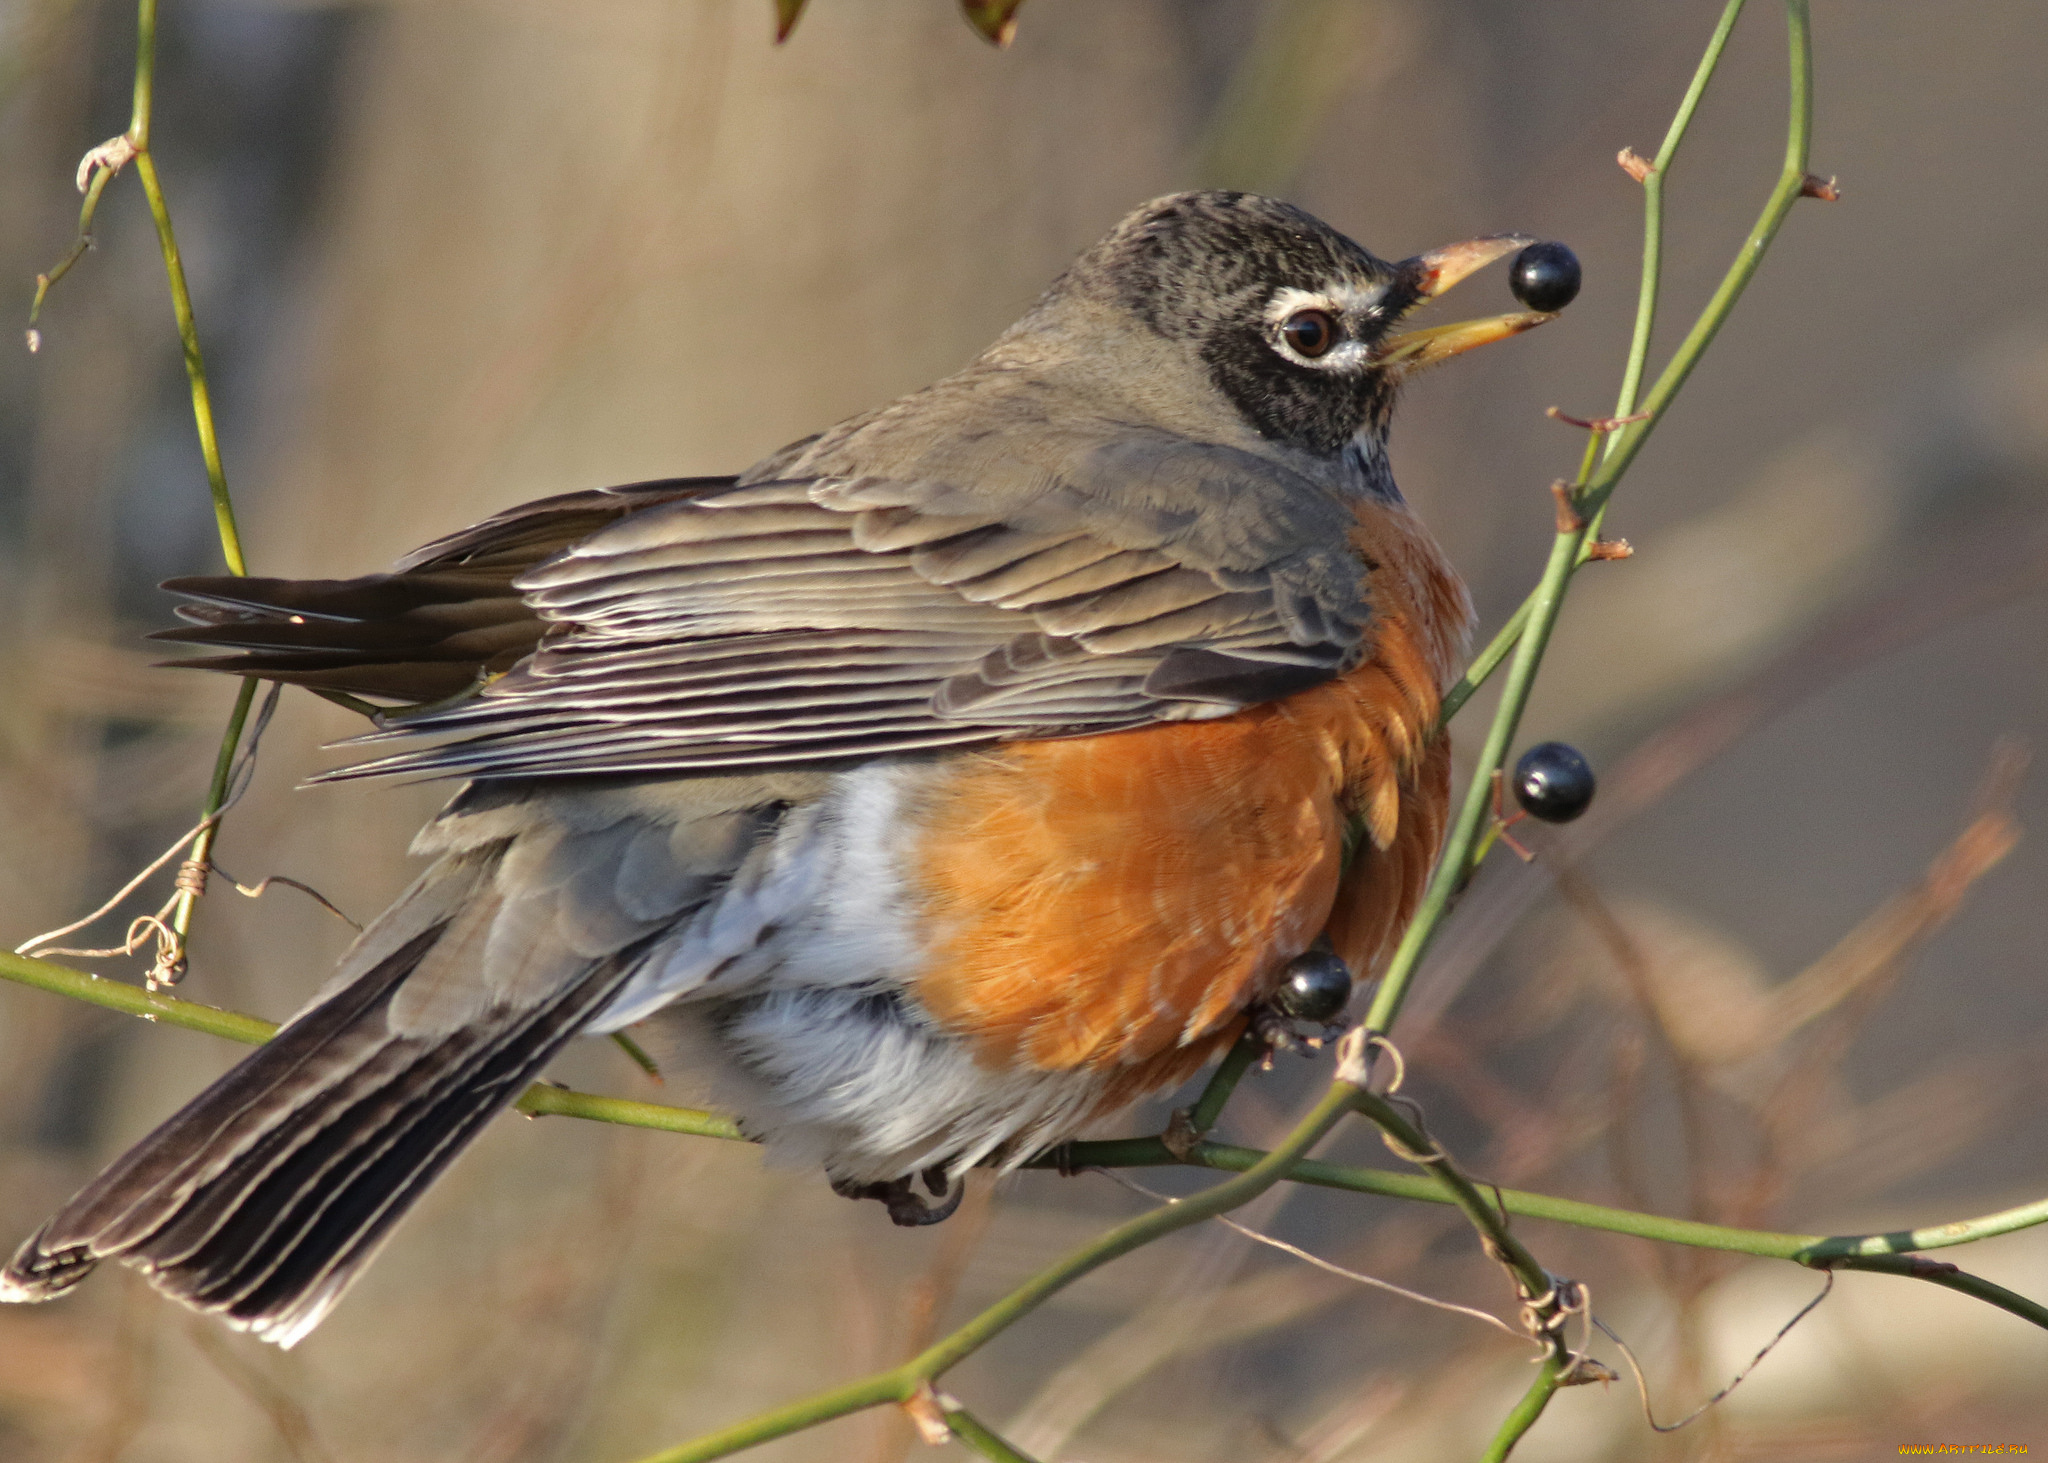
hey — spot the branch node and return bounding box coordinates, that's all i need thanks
[1337,1028,1407,1092]
[1798,172,1842,201]
[1333,1025,1372,1086]
[76,133,138,193]
[1550,479,1586,535]
[1160,1107,1200,1160]
[147,936,187,991]
[902,1382,951,1447]
[1617,146,1656,183]
[1585,537,1634,561]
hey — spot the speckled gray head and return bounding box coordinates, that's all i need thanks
[1030,190,1555,459]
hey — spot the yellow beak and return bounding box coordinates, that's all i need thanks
[1376,234,1556,374]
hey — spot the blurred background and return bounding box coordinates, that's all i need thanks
[2,1,2045,1459]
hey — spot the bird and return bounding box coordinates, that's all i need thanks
[2,191,1559,1347]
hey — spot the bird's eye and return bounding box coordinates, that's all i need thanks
[1280,308,1337,359]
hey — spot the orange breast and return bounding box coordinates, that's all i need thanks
[909,499,1472,1082]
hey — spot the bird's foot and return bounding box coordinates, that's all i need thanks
[831,1167,965,1227]
[1249,1004,1348,1062]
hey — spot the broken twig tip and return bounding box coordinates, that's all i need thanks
[961,1,1023,46]
[1550,480,1586,535]
[902,1383,951,1447]
[75,134,137,193]
[1617,147,1655,183]
[1799,172,1842,202]
[1547,406,1653,434]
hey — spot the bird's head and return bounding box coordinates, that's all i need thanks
[1037,190,1564,464]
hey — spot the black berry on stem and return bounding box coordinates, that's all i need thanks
[1512,742,1596,823]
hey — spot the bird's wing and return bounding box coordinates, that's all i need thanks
[274,460,1375,780]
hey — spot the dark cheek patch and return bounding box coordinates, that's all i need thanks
[1201,324,1376,456]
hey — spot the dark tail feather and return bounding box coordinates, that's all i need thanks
[150,476,734,706]
[0,920,629,1347]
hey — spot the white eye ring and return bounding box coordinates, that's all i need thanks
[1265,284,1385,369]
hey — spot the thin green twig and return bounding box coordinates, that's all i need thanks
[1350,1088,1551,1309]
[10,946,2044,1287]
[1422,15,1816,1442]
[129,3,243,575]
[0,948,743,1139]
[1181,1027,1265,1138]
[1823,1256,2048,1332]
[1481,1354,1569,1463]
[159,676,257,982]
[627,1082,1370,1463]
[34,0,259,975]
[26,164,117,349]
[1431,0,1748,740]
[123,0,256,968]
[626,1370,903,1463]
[944,1403,1044,1463]
[1363,0,1817,1037]
[1613,0,1750,428]
[1436,597,1531,729]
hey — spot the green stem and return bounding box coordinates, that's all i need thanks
[120,0,256,970]
[627,1082,1370,1463]
[163,676,257,974]
[1798,1195,2048,1264]
[1435,597,1531,729]
[907,1083,1364,1378]
[1182,1028,1264,1137]
[0,947,275,1043]
[1578,0,1813,521]
[16,943,2044,1300]
[27,166,116,342]
[1349,1083,1581,1462]
[516,1084,742,1142]
[133,142,244,575]
[1363,522,1579,1036]
[1824,1255,2048,1332]
[944,1405,1044,1463]
[13,947,2044,1281]
[1612,0,1749,425]
[1363,0,1816,1037]
[0,948,742,1141]
[1481,1354,1568,1463]
[626,1371,906,1463]
[1421,0,1751,742]
[128,0,155,147]
[1351,1090,1551,1304]
[1046,1137,2048,1309]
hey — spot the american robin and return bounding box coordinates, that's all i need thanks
[2,191,1557,1345]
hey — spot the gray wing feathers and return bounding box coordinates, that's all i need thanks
[323,459,1362,781]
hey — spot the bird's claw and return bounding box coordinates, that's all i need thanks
[1249,1004,1347,1061]
[831,1170,965,1227]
